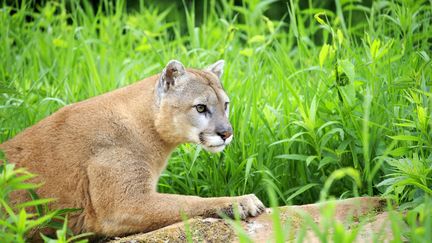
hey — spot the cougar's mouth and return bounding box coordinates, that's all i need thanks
[199,132,228,153]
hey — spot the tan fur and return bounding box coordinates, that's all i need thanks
[0,60,264,237]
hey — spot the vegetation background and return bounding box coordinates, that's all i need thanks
[0,0,431,242]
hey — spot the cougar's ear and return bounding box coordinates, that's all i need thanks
[158,60,186,93]
[206,60,224,79]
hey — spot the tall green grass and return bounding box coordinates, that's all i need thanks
[1,0,431,241]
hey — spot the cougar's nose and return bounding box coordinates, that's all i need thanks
[216,125,233,141]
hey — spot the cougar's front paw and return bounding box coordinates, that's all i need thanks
[237,194,265,218]
[220,194,265,219]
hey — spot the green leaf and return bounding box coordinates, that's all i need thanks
[68,232,93,242]
[337,29,344,46]
[318,156,337,170]
[27,211,58,229]
[275,154,309,161]
[45,220,66,230]
[338,83,356,107]
[28,189,44,216]
[16,209,28,234]
[40,233,56,243]
[248,35,265,44]
[319,44,330,67]
[243,157,254,193]
[388,147,410,157]
[389,135,420,141]
[0,198,17,221]
[417,106,427,130]
[338,59,355,83]
[309,96,318,126]
[286,183,319,201]
[314,12,326,25]
[306,156,318,166]
[53,208,82,217]
[269,132,308,146]
[16,198,55,210]
[239,48,253,57]
[376,177,401,188]
[370,38,381,59]
[262,16,275,34]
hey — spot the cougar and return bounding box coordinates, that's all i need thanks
[0,60,265,236]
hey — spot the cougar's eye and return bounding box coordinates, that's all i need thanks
[224,102,229,111]
[196,104,207,113]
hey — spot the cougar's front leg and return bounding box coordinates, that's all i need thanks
[109,192,264,235]
[84,157,265,236]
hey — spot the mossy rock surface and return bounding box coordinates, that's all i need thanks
[109,197,397,243]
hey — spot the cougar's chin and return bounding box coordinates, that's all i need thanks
[202,144,226,153]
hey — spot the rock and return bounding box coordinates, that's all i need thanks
[108,197,399,242]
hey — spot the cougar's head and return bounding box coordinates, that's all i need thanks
[155,60,232,152]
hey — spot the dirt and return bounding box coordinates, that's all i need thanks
[108,197,399,243]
